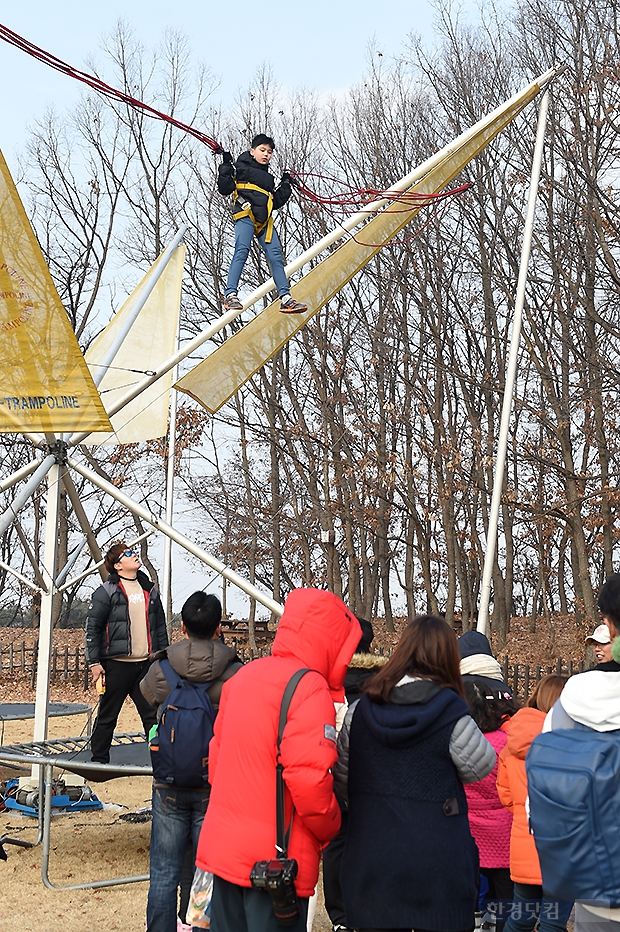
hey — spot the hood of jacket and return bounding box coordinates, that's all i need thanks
[271,588,362,699]
[358,679,468,749]
[560,665,620,731]
[162,637,237,683]
[505,707,545,759]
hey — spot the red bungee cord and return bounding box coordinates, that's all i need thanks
[0,19,470,240]
[0,22,223,153]
[287,170,471,248]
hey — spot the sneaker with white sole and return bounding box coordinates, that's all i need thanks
[280,295,308,314]
[222,292,243,311]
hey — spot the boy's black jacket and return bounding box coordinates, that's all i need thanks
[218,151,291,223]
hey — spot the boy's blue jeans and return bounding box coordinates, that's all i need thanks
[146,785,210,932]
[503,883,573,932]
[225,216,290,298]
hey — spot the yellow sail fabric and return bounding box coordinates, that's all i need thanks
[0,151,111,434]
[85,245,185,444]
[176,80,541,414]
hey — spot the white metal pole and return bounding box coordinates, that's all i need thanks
[67,70,558,449]
[161,362,178,635]
[0,454,56,538]
[0,559,42,592]
[32,463,62,744]
[0,457,42,493]
[68,456,283,617]
[477,89,551,635]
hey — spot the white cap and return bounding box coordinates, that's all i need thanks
[585,623,611,645]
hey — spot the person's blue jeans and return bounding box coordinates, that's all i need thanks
[503,882,573,932]
[146,785,210,932]
[225,216,290,298]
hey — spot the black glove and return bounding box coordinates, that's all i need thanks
[222,151,233,165]
[280,171,292,185]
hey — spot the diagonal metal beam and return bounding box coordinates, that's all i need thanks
[13,519,47,588]
[61,469,106,582]
[67,456,283,617]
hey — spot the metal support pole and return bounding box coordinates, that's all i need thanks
[161,376,178,635]
[68,456,283,617]
[14,520,47,588]
[61,469,106,581]
[477,89,551,635]
[32,463,62,744]
[0,457,42,493]
[0,454,56,538]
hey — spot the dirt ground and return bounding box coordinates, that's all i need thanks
[0,687,332,932]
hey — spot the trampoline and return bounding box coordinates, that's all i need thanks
[0,702,93,744]
[0,732,152,889]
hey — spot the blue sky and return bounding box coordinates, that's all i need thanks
[0,0,480,163]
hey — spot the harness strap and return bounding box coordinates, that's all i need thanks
[233,182,275,243]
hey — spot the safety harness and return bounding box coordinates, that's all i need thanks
[233,182,274,242]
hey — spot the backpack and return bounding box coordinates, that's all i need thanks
[526,724,620,905]
[149,657,221,788]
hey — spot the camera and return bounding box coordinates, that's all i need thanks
[250,858,299,926]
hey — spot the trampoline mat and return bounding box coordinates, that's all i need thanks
[0,732,152,782]
[55,741,152,782]
[0,702,92,721]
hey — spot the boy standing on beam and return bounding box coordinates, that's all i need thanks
[218,134,308,315]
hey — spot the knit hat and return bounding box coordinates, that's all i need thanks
[457,630,494,660]
[458,630,504,681]
[585,623,611,645]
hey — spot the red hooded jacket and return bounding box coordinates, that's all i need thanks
[195,588,362,896]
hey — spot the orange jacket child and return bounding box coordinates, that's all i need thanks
[496,707,546,883]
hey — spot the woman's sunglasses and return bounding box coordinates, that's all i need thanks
[122,549,136,557]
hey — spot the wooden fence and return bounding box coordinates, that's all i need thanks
[0,640,589,702]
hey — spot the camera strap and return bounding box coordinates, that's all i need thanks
[275,668,312,858]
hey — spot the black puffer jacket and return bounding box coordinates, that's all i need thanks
[218,151,291,223]
[84,570,168,664]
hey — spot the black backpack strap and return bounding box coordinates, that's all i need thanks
[275,668,313,857]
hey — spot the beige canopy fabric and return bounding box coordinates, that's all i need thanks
[0,150,111,434]
[175,78,542,415]
[85,245,185,444]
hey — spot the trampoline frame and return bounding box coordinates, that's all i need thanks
[0,731,152,889]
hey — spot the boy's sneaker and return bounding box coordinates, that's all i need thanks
[222,292,243,311]
[280,295,308,314]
